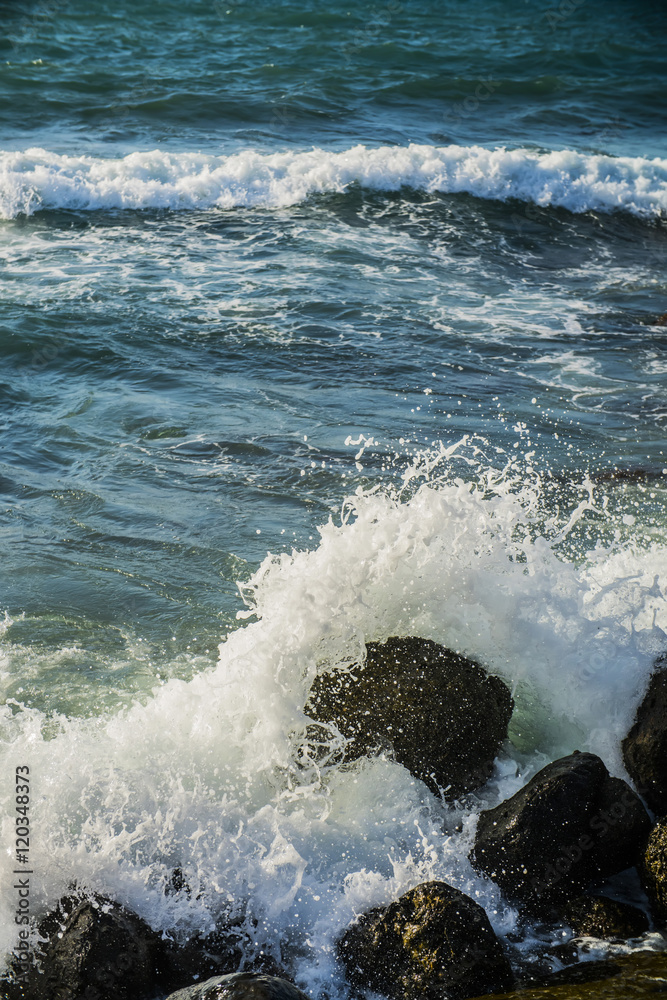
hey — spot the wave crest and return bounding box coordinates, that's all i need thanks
[1,143,666,219]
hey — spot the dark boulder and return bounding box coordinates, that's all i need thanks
[1,893,162,1000]
[622,655,667,815]
[307,636,513,799]
[561,895,649,939]
[641,817,667,925]
[338,880,513,1000]
[0,892,276,1000]
[471,752,651,909]
[163,972,310,1000]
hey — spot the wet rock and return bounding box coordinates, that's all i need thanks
[338,880,513,1000]
[561,895,649,939]
[163,972,310,1000]
[511,955,622,992]
[545,959,622,986]
[307,636,513,799]
[475,951,667,999]
[641,817,667,925]
[2,893,162,1000]
[161,926,245,994]
[622,654,667,816]
[471,752,651,909]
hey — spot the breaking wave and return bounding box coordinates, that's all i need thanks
[1,143,666,219]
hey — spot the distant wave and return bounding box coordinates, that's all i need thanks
[1,144,666,219]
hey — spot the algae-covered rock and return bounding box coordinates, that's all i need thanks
[338,880,513,1000]
[471,752,651,909]
[561,895,649,939]
[622,654,667,815]
[163,972,310,1000]
[307,636,513,799]
[641,817,667,925]
[469,951,667,1000]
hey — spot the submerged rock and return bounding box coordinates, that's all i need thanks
[307,636,513,799]
[2,893,162,1000]
[561,895,649,939]
[622,654,667,816]
[164,972,310,1000]
[338,880,513,1000]
[641,817,667,925]
[471,752,651,909]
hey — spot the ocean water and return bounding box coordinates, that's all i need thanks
[1,0,667,993]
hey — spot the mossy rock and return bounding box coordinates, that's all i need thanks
[561,895,649,939]
[307,636,513,799]
[338,880,513,1000]
[641,817,667,925]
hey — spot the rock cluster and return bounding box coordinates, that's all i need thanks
[4,638,667,1000]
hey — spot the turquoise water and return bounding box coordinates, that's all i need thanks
[1,0,667,992]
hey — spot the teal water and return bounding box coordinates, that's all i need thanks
[1,0,667,993]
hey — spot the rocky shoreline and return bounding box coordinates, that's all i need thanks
[3,637,667,1000]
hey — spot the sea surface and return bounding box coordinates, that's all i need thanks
[1,0,666,993]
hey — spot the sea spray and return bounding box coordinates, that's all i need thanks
[0,450,665,994]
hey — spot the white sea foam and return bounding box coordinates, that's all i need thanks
[1,144,666,219]
[0,454,666,992]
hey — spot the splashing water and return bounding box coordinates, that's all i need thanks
[0,443,665,993]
